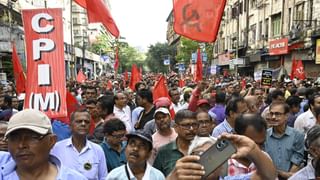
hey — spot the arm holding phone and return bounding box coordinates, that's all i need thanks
[166,134,276,180]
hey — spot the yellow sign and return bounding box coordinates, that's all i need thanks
[316,39,320,64]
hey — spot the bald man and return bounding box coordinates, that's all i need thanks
[244,96,259,113]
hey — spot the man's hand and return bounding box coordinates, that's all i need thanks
[219,133,257,159]
[166,155,205,180]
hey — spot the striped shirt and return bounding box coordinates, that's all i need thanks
[212,119,234,138]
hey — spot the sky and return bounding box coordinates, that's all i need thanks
[109,0,173,52]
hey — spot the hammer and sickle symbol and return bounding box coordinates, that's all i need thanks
[181,3,201,32]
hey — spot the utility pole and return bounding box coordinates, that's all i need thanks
[235,0,240,77]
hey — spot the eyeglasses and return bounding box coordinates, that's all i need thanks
[269,112,285,117]
[7,133,50,144]
[177,122,199,130]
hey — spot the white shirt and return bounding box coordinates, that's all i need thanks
[114,105,132,132]
[294,109,316,134]
[50,137,107,180]
[172,102,183,113]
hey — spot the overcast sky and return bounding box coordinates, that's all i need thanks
[109,0,173,52]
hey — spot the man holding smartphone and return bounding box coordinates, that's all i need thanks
[166,133,276,180]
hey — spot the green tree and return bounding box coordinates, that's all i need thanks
[176,37,198,64]
[145,42,175,73]
[119,45,145,72]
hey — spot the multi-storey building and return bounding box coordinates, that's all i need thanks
[214,0,320,78]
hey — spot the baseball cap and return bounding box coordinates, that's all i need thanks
[154,97,171,108]
[154,107,171,118]
[197,99,210,106]
[5,109,52,138]
[126,130,153,149]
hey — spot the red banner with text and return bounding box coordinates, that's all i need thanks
[22,8,67,118]
[269,38,289,56]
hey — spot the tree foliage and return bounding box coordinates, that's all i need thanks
[88,34,145,73]
[145,42,175,73]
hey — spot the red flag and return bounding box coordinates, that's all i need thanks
[76,69,87,83]
[107,80,113,90]
[294,60,306,80]
[86,0,120,38]
[153,75,170,101]
[74,0,86,8]
[194,48,203,82]
[290,58,297,80]
[11,42,26,94]
[114,47,119,73]
[129,64,141,91]
[179,79,185,88]
[173,0,227,42]
[241,79,246,90]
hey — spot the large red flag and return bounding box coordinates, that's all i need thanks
[295,60,306,80]
[129,64,141,91]
[114,47,119,73]
[86,0,120,38]
[290,57,297,80]
[76,69,87,83]
[153,75,170,101]
[11,42,26,94]
[194,48,203,82]
[74,0,86,8]
[173,0,227,42]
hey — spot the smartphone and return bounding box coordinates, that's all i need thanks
[198,139,236,179]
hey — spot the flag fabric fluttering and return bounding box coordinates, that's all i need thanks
[194,48,203,82]
[129,64,141,91]
[11,42,26,94]
[173,0,227,42]
[294,60,306,80]
[290,57,297,80]
[76,69,87,83]
[86,0,120,38]
[74,0,86,8]
[153,75,170,101]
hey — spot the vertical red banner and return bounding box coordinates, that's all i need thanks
[22,8,67,118]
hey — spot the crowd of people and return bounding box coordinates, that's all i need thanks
[0,72,320,179]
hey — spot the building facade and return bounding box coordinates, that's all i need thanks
[213,0,320,78]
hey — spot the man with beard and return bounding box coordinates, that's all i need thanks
[153,109,198,176]
[51,109,107,180]
[149,108,177,164]
[107,130,165,180]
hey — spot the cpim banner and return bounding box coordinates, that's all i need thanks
[22,8,67,118]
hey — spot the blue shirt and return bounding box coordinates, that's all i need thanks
[106,163,165,180]
[209,104,226,125]
[51,137,107,180]
[1,155,86,180]
[212,119,233,138]
[100,140,127,172]
[265,126,304,172]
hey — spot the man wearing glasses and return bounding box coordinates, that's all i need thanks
[265,102,304,180]
[1,109,86,179]
[100,118,127,172]
[51,109,107,180]
[153,109,198,177]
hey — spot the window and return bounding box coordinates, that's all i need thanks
[72,18,78,24]
[250,0,256,9]
[265,18,269,39]
[82,18,87,24]
[258,21,262,40]
[288,8,292,30]
[251,24,257,43]
[272,13,281,37]
[296,3,304,21]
